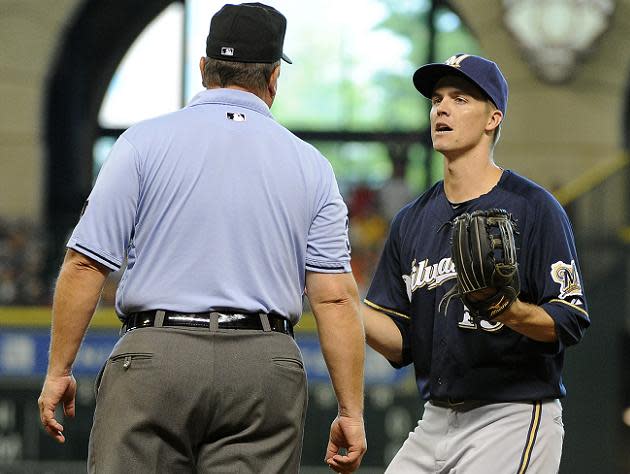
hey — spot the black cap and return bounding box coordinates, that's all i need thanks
[413,54,508,116]
[206,2,292,64]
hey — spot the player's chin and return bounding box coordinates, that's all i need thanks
[432,144,451,155]
[431,136,452,153]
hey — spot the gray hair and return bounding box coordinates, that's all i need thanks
[202,58,280,95]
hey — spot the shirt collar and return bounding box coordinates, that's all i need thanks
[186,88,273,119]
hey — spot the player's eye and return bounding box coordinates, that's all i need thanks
[431,96,442,105]
[454,96,467,103]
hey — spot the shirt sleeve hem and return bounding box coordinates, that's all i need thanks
[541,300,590,348]
[305,259,351,273]
[67,240,122,271]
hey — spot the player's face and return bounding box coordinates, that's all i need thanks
[429,76,498,156]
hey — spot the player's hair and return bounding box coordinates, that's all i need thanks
[202,58,280,96]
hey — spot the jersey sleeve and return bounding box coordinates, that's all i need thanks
[67,135,140,271]
[524,194,590,349]
[364,209,413,368]
[305,163,351,273]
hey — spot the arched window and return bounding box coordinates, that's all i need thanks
[46,0,479,278]
[96,0,479,183]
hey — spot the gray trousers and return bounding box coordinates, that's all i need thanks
[386,399,564,473]
[88,325,307,473]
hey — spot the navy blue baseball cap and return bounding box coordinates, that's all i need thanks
[206,3,292,64]
[412,53,508,116]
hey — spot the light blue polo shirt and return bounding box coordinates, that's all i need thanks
[68,89,351,324]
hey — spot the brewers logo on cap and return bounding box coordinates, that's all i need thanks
[444,54,471,68]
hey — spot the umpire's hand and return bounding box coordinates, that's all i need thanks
[325,414,367,473]
[38,373,77,443]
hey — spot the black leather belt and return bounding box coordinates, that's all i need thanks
[123,311,293,338]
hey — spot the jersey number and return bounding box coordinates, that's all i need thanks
[457,308,504,332]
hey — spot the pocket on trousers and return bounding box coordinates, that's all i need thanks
[109,352,154,370]
[271,356,305,371]
[553,414,565,441]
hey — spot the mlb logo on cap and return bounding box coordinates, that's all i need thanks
[221,47,235,57]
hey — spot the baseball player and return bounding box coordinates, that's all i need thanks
[363,54,590,472]
[37,3,367,473]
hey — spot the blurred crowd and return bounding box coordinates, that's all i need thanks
[0,181,415,306]
[0,219,48,305]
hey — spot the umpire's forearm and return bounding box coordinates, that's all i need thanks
[47,250,109,376]
[313,299,365,417]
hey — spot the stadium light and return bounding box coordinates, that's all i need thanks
[502,0,615,83]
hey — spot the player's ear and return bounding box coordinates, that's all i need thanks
[485,108,503,133]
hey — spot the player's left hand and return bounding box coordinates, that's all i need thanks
[325,414,367,473]
[38,373,77,443]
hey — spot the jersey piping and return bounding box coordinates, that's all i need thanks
[364,298,410,319]
[547,298,589,317]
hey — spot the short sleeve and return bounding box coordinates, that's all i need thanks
[365,209,411,318]
[67,135,140,271]
[364,209,413,367]
[305,164,351,273]
[525,195,590,349]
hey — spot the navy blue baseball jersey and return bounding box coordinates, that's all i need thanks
[365,170,590,402]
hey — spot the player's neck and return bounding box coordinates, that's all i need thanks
[442,153,503,204]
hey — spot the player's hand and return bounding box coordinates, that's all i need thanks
[38,373,77,443]
[324,414,367,473]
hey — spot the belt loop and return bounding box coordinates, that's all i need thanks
[259,313,272,332]
[209,311,220,331]
[154,310,166,328]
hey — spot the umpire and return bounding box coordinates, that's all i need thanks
[37,3,367,473]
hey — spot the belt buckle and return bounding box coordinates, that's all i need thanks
[217,313,247,324]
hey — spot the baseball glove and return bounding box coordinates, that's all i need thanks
[439,208,520,321]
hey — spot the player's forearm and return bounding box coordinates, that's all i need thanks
[312,299,365,417]
[496,299,558,342]
[48,250,109,376]
[362,305,404,365]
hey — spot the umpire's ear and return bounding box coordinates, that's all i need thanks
[199,56,207,88]
[268,64,281,102]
